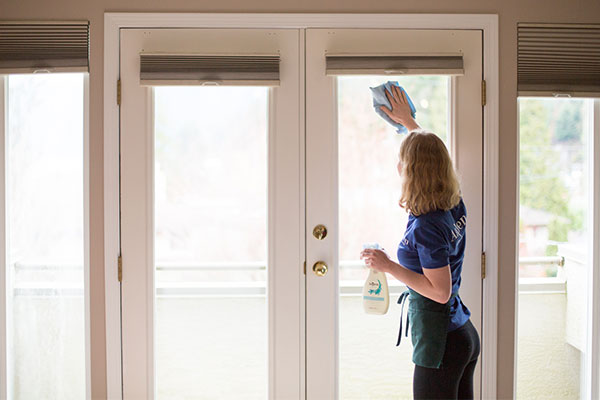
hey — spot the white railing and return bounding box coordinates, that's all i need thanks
[518,255,566,293]
[10,256,567,297]
[518,255,564,267]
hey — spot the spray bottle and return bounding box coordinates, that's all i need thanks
[362,243,390,315]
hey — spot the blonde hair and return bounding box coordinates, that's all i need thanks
[398,131,461,216]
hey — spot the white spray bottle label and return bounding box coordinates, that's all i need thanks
[362,243,390,315]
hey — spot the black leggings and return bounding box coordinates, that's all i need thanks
[413,319,480,400]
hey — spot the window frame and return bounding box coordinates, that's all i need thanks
[587,99,600,399]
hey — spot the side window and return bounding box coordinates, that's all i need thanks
[3,73,87,398]
[517,98,594,399]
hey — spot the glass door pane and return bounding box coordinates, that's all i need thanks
[336,75,449,399]
[6,73,86,399]
[153,86,268,399]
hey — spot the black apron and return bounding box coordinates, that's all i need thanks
[397,288,457,369]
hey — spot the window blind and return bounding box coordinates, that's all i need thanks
[0,21,89,73]
[139,54,281,86]
[518,23,600,97]
[325,54,464,76]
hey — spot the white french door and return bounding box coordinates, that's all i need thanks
[119,29,303,399]
[119,27,483,400]
[304,29,483,399]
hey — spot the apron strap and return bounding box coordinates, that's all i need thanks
[396,289,410,346]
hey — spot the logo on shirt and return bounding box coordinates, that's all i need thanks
[451,215,467,242]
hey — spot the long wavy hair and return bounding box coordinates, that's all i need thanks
[398,131,461,216]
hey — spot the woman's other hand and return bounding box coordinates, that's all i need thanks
[360,248,394,273]
[379,85,421,132]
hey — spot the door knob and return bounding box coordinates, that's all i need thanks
[312,261,328,277]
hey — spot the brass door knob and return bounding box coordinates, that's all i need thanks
[313,261,328,277]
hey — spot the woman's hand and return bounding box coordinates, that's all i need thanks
[360,248,394,273]
[379,85,421,132]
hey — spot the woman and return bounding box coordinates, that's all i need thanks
[360,85,480,400]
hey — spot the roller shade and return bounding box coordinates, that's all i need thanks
[0,21,89,73]
[325,54,464,76]
[139,54,280,86]
[518,23,600,97]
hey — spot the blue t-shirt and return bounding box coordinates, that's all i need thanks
[396,198,471,332]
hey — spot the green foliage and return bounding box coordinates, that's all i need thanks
[555,102,583,143]
[544,264,558,277]
[519,101,570,219]
[547,218,569,243]
[520,98,589,262]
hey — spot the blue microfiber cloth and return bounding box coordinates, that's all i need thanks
[369,81,417,135]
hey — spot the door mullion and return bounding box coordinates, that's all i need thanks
[299,27,307,400]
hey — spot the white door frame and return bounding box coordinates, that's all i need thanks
[104,13,499,400]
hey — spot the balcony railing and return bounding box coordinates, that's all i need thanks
[11,256,567,297]
[518,255,566,293]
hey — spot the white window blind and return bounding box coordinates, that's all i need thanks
[139,54,280,86]
[518,23,600,97]
[325,54,464,76]
[0,22,89,74]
